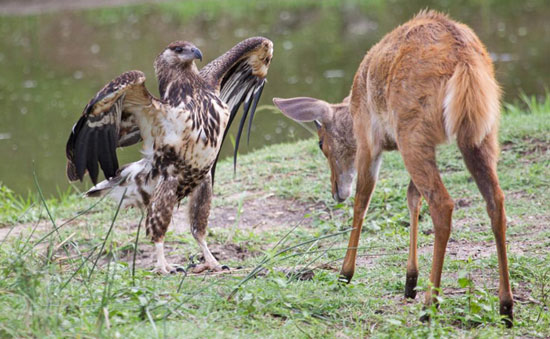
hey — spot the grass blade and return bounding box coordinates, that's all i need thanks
[32,165,61,241]
[88,188,127,280]
[228,227,352,299]
[132,211,144,286]
[59,244,100,291]
[23,190,110,256]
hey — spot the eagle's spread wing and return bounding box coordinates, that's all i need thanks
[66,70,159,184]
[200,37,273,178]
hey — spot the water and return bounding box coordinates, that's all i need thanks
[1,0,549,196]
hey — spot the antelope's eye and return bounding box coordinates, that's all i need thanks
[173,47,183,53]
[318,139,324,150]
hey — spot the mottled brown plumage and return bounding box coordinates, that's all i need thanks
[66,37,273,274]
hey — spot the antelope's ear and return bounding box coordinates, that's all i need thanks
[273,97,332,123]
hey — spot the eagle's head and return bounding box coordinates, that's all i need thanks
[155,41,203,72]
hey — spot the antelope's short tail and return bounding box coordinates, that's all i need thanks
[443,60,501,147]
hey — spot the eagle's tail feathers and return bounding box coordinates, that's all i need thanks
[85,176,123,198]
[84,159,155,209]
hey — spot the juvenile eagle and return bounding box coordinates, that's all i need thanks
[66,37,273,274]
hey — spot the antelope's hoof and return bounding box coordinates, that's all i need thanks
[404,273,418,299]
[337,275,352,284]
[419,313,430,323]
[500,301,514,328]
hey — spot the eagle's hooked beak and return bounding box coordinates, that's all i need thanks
[192,47,203,62]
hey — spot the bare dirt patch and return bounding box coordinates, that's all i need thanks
[455,198,472,209]
[134,192,325,269]
[1,191,325,270]
[171,191,322,234]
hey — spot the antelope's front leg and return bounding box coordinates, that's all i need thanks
[405,180,422,299]
[339,150,381,283]
[188,174,228,273]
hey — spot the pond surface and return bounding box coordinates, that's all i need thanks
[1,0,549,196]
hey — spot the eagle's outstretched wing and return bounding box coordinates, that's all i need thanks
[66,70,160,184]
[200,37,273,179]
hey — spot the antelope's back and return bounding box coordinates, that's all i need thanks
[351,10,497,144]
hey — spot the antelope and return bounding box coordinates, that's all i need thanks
[273,10,513,326]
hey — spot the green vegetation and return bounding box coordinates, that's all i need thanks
[0,99,549,338]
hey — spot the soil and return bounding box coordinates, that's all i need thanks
[0,191,325,272]
[171,191,323,234]
[1,186,547,302]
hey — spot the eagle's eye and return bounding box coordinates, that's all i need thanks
[173,47,183,53]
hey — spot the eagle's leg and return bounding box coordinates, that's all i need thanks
[146,177,181,274]
[188,174,227,273]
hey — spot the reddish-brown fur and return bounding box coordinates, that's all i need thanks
[274,10,513,326]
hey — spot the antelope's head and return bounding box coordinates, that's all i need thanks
[273,96,356,202]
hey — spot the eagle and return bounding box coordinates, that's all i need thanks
[65,37,273,274]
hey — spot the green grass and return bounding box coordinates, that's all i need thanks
[0,99,549,338]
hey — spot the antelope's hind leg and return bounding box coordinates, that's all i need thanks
[146,177,184,274]
[459,132,513,327]
[398,137,454,319]
[188,174,228,274]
